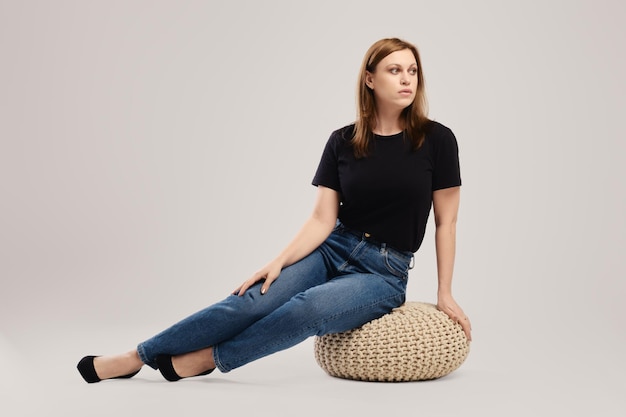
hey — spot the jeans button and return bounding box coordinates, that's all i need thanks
[364,232,371,238]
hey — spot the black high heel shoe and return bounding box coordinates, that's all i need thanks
[77,356,141,384]
[156,354,214,382]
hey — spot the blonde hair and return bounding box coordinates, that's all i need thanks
[352,38,430,158]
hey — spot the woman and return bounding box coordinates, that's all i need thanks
[77,37,471,383]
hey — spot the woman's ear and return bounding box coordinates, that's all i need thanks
[365,71,374,89]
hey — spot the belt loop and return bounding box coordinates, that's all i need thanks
[409,254,415,270]
[380,242,386,254]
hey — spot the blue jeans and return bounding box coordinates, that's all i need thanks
[137,222,413,373]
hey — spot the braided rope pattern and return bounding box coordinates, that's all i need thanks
[314,302,470,382]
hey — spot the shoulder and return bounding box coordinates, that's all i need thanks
[425,120,456,140]
[324,124,355,151]
[424,120,459,151]
[330,124,355,143]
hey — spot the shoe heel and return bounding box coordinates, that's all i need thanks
[156,354,215,382]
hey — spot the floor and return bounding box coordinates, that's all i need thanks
[2,320,624,417]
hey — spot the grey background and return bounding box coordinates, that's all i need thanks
[1,0,624,416]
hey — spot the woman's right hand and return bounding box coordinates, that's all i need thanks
[232,187,340,297]
[233,260,283,296]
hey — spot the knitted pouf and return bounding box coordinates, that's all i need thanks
[314,301,470,382]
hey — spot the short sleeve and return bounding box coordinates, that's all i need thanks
[312,132,342,193]
[431,125,462,191]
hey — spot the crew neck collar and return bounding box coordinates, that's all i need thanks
[373,131,404,139]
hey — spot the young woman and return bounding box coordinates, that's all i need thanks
[77,37,471,383]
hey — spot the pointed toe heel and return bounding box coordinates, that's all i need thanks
[77,356,101,383]
[77,356,141,383]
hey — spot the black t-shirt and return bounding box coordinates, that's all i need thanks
[312,121,461,253]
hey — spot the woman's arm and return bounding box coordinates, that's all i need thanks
[234,186,340,296]
[432,186,472,341]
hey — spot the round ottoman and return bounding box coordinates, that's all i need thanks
[314,302,470,382]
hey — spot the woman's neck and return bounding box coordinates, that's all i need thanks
[372,109,404,135]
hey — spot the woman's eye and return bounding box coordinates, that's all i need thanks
[409,68,417,75]
[390,68,399,74]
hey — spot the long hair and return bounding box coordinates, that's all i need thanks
[352,38,430,158]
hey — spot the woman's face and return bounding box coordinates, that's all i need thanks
[365,49,418,112]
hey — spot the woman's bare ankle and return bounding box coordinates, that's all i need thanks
[171,347,215,377]
[93,350,143,380]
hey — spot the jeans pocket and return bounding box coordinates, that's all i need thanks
[383,249,411,279]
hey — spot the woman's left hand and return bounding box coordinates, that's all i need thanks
[437,294,472,342]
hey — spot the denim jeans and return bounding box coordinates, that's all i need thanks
[137,222,413,373]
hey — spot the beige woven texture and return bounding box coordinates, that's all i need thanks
[314,301,470,382]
